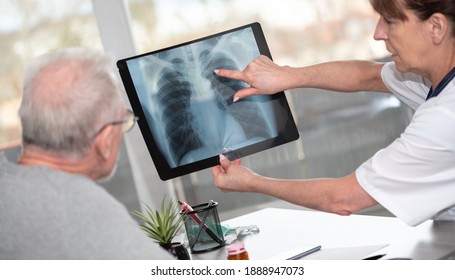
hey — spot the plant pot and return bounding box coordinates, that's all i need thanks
[161,242,190,260]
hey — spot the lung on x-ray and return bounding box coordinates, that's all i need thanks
[117,22,299,180]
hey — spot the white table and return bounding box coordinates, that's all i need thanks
[191,208,455,260]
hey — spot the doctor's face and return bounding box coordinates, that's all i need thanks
[373,7,431,76]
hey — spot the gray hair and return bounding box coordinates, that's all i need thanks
[19,47,125,157]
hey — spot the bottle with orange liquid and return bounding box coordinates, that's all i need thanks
[226,242,249,260]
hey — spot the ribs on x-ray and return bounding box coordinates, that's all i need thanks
[156,59,204,165]
[144,31,277,168]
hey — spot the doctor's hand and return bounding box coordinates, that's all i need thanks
[214,55,296,102]
[211,154,259,193]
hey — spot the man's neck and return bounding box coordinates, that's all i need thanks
[18,147,100,180]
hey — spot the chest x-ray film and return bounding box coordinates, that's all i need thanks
[117,22,299,180]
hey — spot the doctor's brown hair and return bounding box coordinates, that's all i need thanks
[369,0,455,36]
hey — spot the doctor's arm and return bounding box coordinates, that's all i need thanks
[215,55,390,101]
[211,155,378,216]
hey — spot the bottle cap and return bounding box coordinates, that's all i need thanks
[227,242,246,255]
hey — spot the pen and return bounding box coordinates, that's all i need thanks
[287,245,322,260]
[362,254,386,260]
[178,201,224,245]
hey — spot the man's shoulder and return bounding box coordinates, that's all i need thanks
[0,159,110,211]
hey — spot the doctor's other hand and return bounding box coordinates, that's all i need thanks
[214,55,296,102]
[211,154,258,193]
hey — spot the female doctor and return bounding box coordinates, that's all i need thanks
[211,0,455,226]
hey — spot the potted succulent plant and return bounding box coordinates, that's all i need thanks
[132,197,189,259]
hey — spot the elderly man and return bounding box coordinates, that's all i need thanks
[0,48,171,259]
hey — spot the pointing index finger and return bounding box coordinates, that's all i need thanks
[214,69,245,82]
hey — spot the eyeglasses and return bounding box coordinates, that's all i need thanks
[113,109,138,133]
[93,109,139,138]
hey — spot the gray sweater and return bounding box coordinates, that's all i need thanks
[0,153,172,260]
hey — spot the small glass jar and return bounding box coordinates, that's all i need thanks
[227,242,249,260]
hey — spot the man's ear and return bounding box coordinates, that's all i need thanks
[94,125,115,160]
[428,13,449,44]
